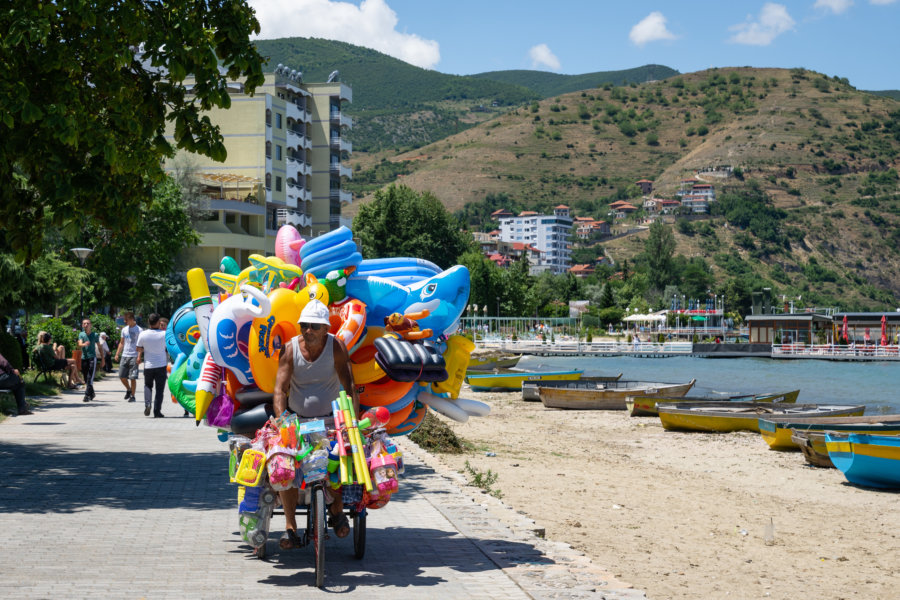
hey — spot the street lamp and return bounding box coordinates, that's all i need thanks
[70,247,93,321]
[151,282,163,314]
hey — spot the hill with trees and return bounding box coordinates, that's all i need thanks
[470,64,679,98]
[343,67,900,312]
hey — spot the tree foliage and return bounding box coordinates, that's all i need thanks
[0,1,264,261]
[642,221,677,291]
[354,184,472,269]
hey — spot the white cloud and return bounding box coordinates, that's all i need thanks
[528,44,561,71]
[729,3,796,46]
[248,0,440,70]
[629,12,677,47]
[814,0,853,13]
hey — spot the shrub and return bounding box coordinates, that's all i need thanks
[88,313,120,349]
[27,317,78,358]
[697,125,709,136]
[409,412,466,453]
[646,133,659,146]
[0,330,22,370]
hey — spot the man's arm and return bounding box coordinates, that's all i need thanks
[333,338,359,415]
[77,333,88,349]
[273,341,294,416]
[115,331,124,360]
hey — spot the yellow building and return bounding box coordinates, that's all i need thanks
[169,66,353,272]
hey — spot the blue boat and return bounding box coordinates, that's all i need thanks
[825,433,900,489]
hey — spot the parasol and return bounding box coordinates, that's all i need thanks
[841,315,848,343]
[881,315,888,347]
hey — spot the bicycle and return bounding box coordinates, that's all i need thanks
[251,473,367,588]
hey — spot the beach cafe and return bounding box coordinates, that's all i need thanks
[747,312,900,346]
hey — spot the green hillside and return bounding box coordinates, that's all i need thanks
[253,37,538,151]
[470,64,679,97]
[345,67,900,310]
[869,90,900,101]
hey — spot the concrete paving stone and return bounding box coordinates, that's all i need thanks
[1,371,646,599]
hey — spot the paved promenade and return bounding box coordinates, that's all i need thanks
[0,374,645,599]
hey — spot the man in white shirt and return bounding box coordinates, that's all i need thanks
[137,313,169,418]
[115,312,142,402]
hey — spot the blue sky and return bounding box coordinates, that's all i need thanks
[249,0,900,89]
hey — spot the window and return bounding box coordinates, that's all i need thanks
[275,176,282,192]
[276,145,282,160]
[265,173,271,190]
[275,113,282,129]
[265,109,272,126]
[265,141,272,158]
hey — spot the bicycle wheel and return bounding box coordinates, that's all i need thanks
[312,486,326,588]
[352,509,366,559]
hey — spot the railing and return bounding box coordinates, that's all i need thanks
[772,343,900,358]
[477,338,693,355]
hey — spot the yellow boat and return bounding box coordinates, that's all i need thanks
[465,369,582,391]
[658,402,866,433]
[758,414,900,450]
[627,390,799,417]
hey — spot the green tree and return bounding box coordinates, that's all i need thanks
[643,221,676,290]
[457,251,502,313]
[0,2,265,261]
[354,184,472,269]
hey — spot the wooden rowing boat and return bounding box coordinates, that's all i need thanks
[467,353,521,371]
[759,414,900,450]
[627,390,800,417]
[465,369,582,391]
[791,430,833,468]
[539,379,696,410]
[826,433,900,489]
[521,374,624,402]
[658,402,866,433]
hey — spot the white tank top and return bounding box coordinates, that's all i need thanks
[288,334,341,418]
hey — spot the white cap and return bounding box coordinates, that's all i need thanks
[298,300,331,325]
[100,332,108,338]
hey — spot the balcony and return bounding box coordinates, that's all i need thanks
[330,136,352,154]
[329,189,353,205]
[297,162,312,177]
[330,110,352,129]
[330,162,353,179]
[286,102,310,124]
[276,208,311,230]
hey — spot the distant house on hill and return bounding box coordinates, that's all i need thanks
[490,208,514,220]
[608,200,638,219]
[569,264,595,279]
[635,179,653,195]
[681,194,709,213]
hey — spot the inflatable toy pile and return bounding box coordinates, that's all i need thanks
[165,223,490,438]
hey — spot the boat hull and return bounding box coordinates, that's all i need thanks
[791,430,834,468]
[625,391,796,417]
[539,379,695,410]
[658,403,866,433]
[759,414,900,450]
[467,355,521,371]
[466,370,582,391]
[521,374,623,402]
[826,433,900,489]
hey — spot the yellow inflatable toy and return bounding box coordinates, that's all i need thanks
[248,287,303,393]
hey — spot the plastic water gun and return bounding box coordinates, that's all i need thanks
[331,398,352,485]
[339,390,373,492]
[358,406,390,430]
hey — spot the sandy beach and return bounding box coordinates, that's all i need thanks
[429,386,900,600]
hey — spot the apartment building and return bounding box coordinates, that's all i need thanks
[169,66,353,272]
[499,205,572,274]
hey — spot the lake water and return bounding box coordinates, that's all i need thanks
[516,354,900,414]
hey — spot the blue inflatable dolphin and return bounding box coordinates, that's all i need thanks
[346,265,470,338]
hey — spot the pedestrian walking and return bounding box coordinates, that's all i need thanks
[136,313,168,418]
[0,350,32,415]
[99,332,113,373]
[77,318,101,402]
[115,312,141,402]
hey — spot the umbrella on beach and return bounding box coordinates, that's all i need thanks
[864,327,871,345]
[881,315,888,347]
[841,315,848,343]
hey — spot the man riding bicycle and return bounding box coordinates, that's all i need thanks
[273,300,360,550]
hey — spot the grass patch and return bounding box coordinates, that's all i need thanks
[409,412,469,453]
[463,461,503,499]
